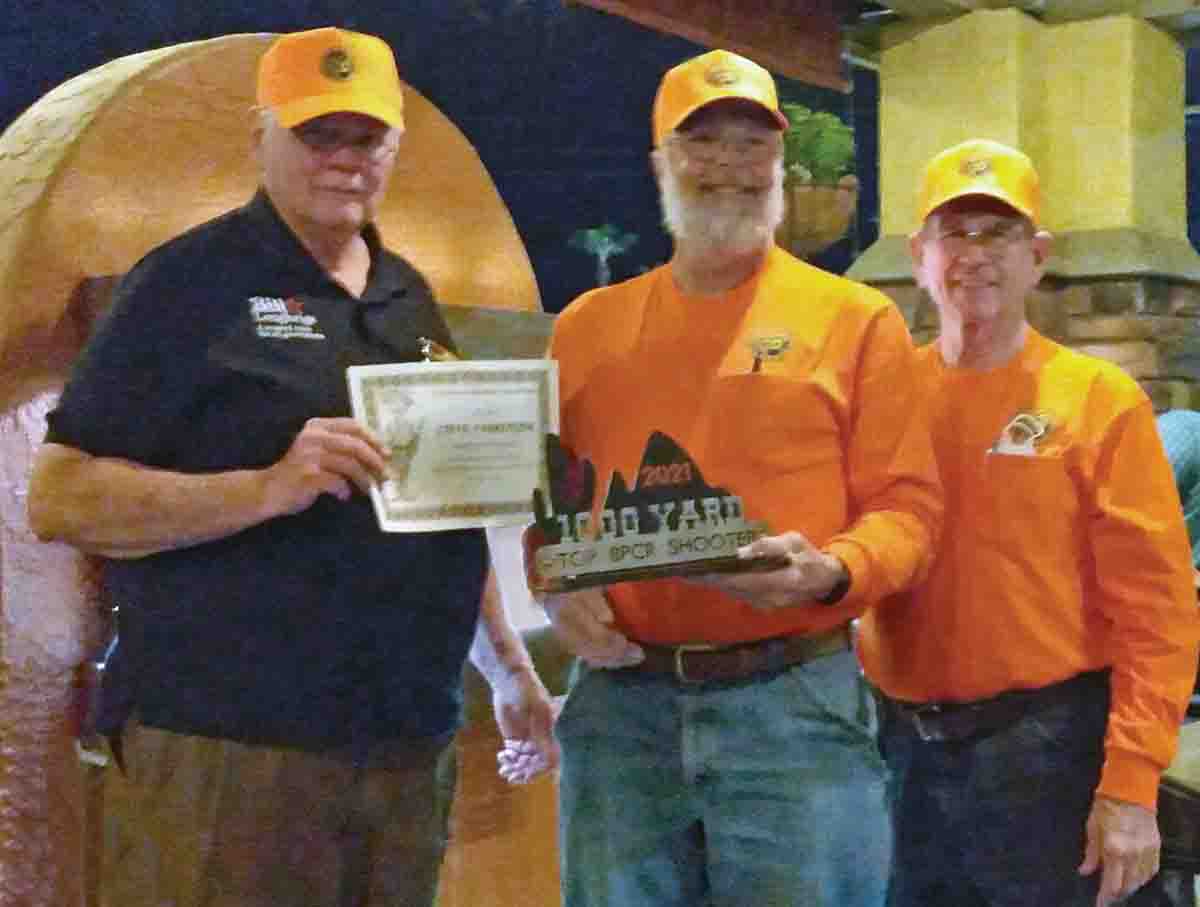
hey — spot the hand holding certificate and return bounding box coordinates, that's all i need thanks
[347,360,558,532]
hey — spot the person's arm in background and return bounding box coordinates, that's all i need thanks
[470,566,560,784]
[1156,409,1200,578]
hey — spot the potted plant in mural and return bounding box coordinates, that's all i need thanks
[775,102,858,259]
[569,224,639,286]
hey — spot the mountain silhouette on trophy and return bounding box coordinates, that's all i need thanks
[525,431,784,593]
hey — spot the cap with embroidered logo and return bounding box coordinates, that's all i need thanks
[257,27,404,130]
[652,49,788,148]
[917,138,1040,226]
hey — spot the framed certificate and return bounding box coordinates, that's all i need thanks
[347,360,558,532]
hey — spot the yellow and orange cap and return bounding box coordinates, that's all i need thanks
[257,27,404,130]
[652,49,787,147]
[917,138,1040,225]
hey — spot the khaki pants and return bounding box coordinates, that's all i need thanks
[100,721,456,907]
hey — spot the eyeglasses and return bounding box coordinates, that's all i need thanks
[666,131,781,166]
[292,123,399,161]
[929,221,1031,254]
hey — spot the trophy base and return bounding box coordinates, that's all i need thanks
[537,553,790,594]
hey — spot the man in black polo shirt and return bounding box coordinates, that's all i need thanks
[27,27,556,907]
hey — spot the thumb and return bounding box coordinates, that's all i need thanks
[738,536,784,561]
[578,589,616,625]
[783,530,820,556]
[619,638,645,665]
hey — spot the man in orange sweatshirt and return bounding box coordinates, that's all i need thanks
[541,49,943,907]
[843,139,1198,906]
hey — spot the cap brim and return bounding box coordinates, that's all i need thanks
[660,97,787,145]
[686,97,787,131]
[923,189,1035,224]
[273,91,403,129]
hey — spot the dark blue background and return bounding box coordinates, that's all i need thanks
[0,0,871,313]
[7,2,1193,313]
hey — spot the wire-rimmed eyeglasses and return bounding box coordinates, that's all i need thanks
[928,221,1031,254]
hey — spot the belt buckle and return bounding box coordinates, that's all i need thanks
[910,704,945,743]
[674,643,718,684]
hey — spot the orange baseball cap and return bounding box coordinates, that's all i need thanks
[917,138,1040,225]
[652,49,788,148]
[257,27,404,130]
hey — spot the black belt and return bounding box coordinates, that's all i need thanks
[885,669,1109,744]
[625,626,850,685]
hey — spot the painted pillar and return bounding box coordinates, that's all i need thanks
[854,8,1197,280]
[849,8,1200,407]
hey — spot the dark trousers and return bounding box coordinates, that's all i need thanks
[102,721,457,907]
[880,672,1110,907]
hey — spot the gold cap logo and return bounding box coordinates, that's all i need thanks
[705,65,739,87]
[962,157,992,178]
[321,48,354,81]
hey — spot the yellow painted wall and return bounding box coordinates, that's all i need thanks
[879,11,1187,240]
[879,9,1040,234]
[1042,17,1136,232]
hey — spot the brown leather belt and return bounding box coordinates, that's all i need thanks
[626,626,850,685]
[884,669,1109,744]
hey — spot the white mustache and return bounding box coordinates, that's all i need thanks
[658,159,784,251]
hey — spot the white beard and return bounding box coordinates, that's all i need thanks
[658,159,785,256]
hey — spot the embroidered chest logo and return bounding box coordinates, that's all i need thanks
[248,296,326,341]
[990,411,1053,456]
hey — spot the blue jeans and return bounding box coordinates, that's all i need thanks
[880,672,1110,907]
[556,648,891,907]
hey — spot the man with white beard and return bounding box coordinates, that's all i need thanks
[538,49,943,907]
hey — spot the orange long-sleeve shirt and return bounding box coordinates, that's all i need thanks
[857,330,1200,808]
[549,246,943,645]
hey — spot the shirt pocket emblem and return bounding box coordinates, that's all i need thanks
[988,411,1053,457]
[248,296,326,341]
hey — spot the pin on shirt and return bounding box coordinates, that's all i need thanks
[748,332,791,373]
[417,337,458,362]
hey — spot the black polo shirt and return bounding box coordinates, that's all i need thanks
[47,191,488,749]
